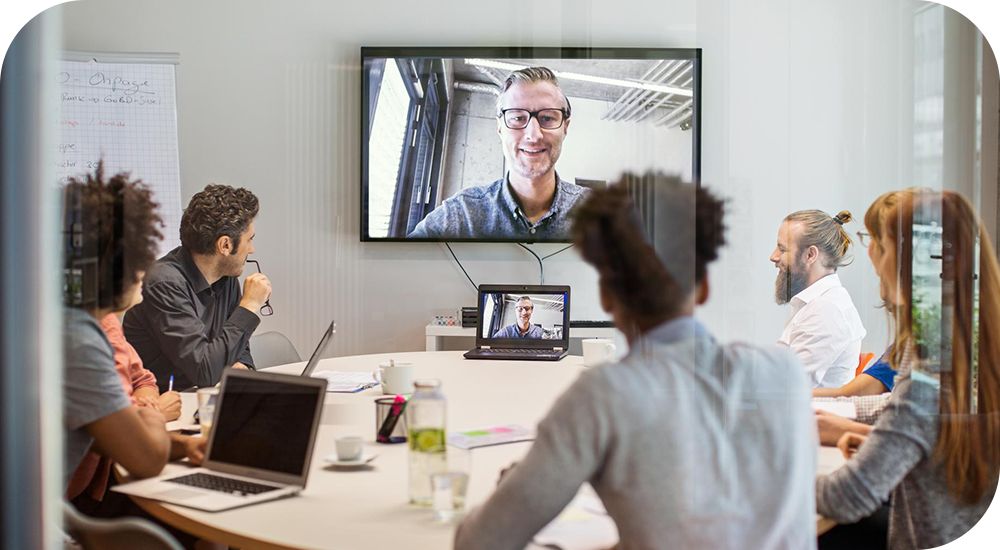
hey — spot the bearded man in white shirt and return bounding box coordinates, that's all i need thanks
[770,209,866,388]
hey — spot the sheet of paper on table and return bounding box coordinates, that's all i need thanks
[310,371,379,392]
[447,425,534,450]
[533,487,619,550]
[811,398,857,419]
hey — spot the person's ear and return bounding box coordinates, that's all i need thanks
[563,116,571,135]
[806,245,819,266]
[695,277,710,305]
[216,235,233,256]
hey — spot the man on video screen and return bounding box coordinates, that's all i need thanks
[492,296,545,339]
[408,66,590,240]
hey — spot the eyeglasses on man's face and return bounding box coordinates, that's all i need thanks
[244,259,273,316]
[498,108,569,130]
[516,305,534,312]
[856,231,871,248]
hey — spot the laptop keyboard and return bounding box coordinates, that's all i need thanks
[473,348,559,356]
[166,473,281,496]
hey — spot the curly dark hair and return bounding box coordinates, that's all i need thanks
[62,161,164,309]
[179,184,259,255]
[571,172,726,321]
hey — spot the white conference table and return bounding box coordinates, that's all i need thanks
[132,351,845,549]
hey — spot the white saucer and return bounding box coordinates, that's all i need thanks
[323,452,378,468]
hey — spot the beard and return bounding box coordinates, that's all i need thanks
[774,262,809,305]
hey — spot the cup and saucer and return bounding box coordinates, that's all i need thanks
[323,452,378,468]
[324,436,378,469]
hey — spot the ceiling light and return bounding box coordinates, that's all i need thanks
[464,58,693,97]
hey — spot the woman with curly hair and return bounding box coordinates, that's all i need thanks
[456,174,818,549]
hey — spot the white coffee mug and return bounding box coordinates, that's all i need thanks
[582,338,617,367]
[335,436,363,461]
[379,361,415,395]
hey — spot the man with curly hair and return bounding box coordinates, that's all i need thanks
[124,184,272,390]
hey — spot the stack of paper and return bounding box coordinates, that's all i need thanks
[811,397,858,419]
[310,371,379,393]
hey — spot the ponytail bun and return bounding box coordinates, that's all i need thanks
[833,210,853,225]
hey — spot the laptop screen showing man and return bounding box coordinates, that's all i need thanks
[466,285,571,361]
[482,291,566,341]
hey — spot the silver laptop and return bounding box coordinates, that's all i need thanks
[112,369,327,512]
[300,320,336,377]
[464,284,571,361]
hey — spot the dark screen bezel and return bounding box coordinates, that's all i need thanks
[360,46,702,243]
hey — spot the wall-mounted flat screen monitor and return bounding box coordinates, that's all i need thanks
[361,47,701,243]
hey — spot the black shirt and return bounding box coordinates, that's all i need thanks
[123,246,258,391]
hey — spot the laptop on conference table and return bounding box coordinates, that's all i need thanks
[464,284,571,362]
[112,369,327,512]
[300,320,336,377]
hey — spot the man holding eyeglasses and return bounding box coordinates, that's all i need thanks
[124,184,272,391]
[492,296,545,339]
[408,66,590,239]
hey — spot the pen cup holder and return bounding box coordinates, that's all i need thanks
[374,397,408,444]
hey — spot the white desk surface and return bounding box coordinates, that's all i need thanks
[133,351,845,548]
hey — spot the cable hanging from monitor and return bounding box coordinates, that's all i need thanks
[516,243,575,284]
[444,242,478,292]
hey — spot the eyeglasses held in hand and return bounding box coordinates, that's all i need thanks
[244,259,273,316]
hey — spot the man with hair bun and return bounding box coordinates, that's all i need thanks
[408,66,590,240]
[769,209,866,388]
[124,184,272,390]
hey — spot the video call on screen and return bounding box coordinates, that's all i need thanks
[210,378,320,476]
[481,292,567,340]
[362,52,698,242]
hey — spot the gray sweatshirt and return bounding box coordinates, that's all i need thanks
[455,317,817,550]
[816,370,998,549]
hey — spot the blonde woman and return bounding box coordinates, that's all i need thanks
[816,189,1000,547]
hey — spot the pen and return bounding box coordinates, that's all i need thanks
[168,375,174,392]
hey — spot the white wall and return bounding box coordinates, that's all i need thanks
[55,0,988,361]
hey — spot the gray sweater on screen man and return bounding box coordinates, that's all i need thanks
[455,316,818,550]
[816,356,998,549]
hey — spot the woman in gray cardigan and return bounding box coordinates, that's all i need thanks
[816,188,1000,548]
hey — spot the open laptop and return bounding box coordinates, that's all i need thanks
[300,320,336,377]
[112,369,327,512]
[464,284,571,361]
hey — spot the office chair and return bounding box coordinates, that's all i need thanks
[63,501,183,550]
[250,330,302,369]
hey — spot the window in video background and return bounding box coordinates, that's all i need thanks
[481,293,565,340]
[364,55,697,240]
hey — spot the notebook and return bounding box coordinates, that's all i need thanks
[464,284,570,361]
[112,370,326,512]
